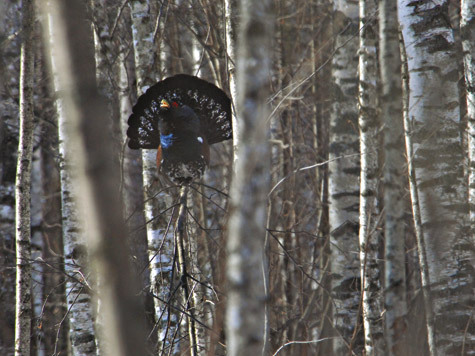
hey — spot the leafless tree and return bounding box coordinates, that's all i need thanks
[328,2,362,354]
[378,3,408,355]
[42,1,148,355]
[357,1,384,354]
[5,1,474,355]
[399,1,474,355]
[14,1,35,354]
[225,0,273,355]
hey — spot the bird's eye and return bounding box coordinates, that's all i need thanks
[171,101,179,108]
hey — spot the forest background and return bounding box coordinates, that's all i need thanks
[0,0,474,355]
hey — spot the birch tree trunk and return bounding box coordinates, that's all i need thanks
[128,2,178,353]
[14,1,35,354]
[226,0,272,355]
[329,2,362,354]
[398,2,475,355]
[357,1,384,354]
[225,0,239,164]
[378,3,408,355]
[163,10,210,351]
[116,8,153,345]
[42,2,99,354]
[400,33,438,356]
[462,0,475,234]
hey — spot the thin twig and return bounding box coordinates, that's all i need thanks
[272,337,338,356]
[268,153,361,196]
[175,186,198,356]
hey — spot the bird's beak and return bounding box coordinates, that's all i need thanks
[160,99,170,109]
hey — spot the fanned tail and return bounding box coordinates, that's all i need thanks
[127,74,232,149]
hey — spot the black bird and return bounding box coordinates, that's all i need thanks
[127,74,232,184]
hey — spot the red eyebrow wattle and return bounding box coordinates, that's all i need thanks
[171,101,179,108]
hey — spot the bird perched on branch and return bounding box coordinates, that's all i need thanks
[127,74,232,185]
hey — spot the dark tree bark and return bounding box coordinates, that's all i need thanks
[43,1,149,355]
[0,1,23,354]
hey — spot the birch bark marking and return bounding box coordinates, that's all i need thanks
[225,0,239,163]
[399,35,438,356]
[226,0,272,355]
[399,1,474,355]
[329,2,362,354]
[14,1,35,355]
[357,1,384,354]
[378,2,407,355]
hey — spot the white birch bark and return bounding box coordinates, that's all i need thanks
[329,2,362,354]
[398,2,475,355]
[462,0,475,234]
[14,1,35,354]
[190,0,202,77]
[42,2,98,354]
[226,1,272,355]
[116,10,152,337]
[224,0,239,163]
[378,2,408,355]
[357,1,384,354]
[128,1,178,353]
[400,37,438,356]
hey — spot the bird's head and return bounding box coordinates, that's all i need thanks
[158,99,201,135]
[160,99,179,110]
